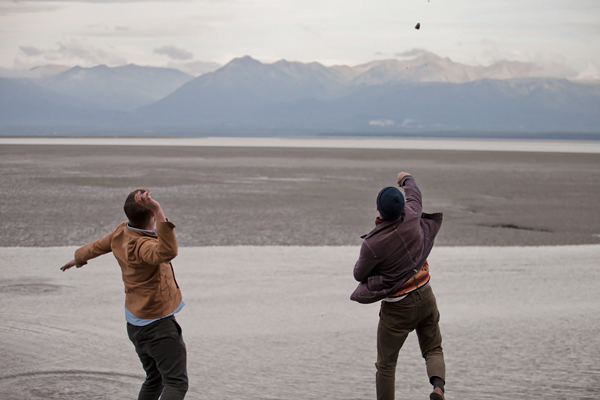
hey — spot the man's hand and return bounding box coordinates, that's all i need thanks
[60,259,83,271]
[134,190,167,223]
[397,172,411,186]
[134,191,160,213]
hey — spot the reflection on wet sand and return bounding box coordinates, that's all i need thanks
[1,246,599,400]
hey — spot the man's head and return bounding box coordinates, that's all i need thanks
[376,186,405,221]
[124,188,153,229]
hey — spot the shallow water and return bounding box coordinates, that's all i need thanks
[1,245,599,399]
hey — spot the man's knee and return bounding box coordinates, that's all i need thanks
[160,378,188,400]
[375,360,397,378]
[176,378,189,394]
[164,372,188,392]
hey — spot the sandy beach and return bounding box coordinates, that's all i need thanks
[1,138,599,399]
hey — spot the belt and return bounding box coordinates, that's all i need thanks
[388,278,431,298]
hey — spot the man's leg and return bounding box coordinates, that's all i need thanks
[376,300,417,400]
[128,317,188,400]
[415,287,445,397]
[146,317,188,400]
[127,324,164,400]
[136,354,165,400]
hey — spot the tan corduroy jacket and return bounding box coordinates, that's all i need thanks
[74,221,182,319]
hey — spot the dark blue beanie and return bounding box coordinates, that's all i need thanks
[376,187,405,221]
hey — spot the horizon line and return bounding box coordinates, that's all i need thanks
[2,136,600,154]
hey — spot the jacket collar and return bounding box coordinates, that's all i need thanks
[361,215,404,239]
[126,223,157,236]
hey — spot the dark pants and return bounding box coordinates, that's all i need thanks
[376,285,445,400]
[127,316,188,400]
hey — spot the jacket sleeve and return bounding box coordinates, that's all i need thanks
[132,221,178,265]
[400,175,422,217]
[353,240,379,282]
[74,229,115,266]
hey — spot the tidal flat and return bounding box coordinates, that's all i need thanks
[1,140,599,247]
[1,139,599,399]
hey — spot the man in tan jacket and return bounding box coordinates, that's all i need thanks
[61,189,188,400]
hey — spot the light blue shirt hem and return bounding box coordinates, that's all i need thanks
[125,300,185,326]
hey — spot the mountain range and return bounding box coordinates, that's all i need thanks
[1,52,599,137]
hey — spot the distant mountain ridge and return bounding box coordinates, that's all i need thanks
[39,64,193,111]
[1,53,599,137]
[0,78,117,125]
[333,52,577,85]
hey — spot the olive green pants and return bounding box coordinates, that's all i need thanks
[376,285,445,400]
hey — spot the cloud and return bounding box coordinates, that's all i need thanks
[0,2,60,15]
[55,40,127,65]
[369,119,394,127]
[0,0,205,14]
[0,63,70,78]
[166,60,221,76]
[14,0,216,3]
[573,62,599,81]
[15,1,183,3]
[154,45,193,61]
[400,118,417,127]
[19,46,44,57]
[478,39,503,64]
[394,49,431,59]
[15,40,127,67]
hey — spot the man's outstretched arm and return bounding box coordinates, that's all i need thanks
[60,212,117,272]
[60,259,84,271]
[398,172,422,216]
[60,230,114,272]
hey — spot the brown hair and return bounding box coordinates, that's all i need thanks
[123,188,152,229]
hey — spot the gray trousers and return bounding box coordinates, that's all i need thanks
[376,285,445,400]
[127,316,188,400]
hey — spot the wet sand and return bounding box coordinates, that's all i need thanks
[1,139,600,399]
[1,245,599,400]
[1,141,599,247]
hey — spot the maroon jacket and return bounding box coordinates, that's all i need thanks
[351,175,443,304]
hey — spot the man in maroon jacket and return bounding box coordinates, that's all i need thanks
[351,172,445,400]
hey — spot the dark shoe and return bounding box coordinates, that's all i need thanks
[430,387,445,400]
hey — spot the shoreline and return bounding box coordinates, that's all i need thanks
[2,136,600,153]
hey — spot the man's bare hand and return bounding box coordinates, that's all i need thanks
[134,191,161,213]
[61,259,83,271]
[134,190,167,223]
[397,172,411,186]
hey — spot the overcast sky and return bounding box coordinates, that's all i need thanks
[1,0,599,76]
